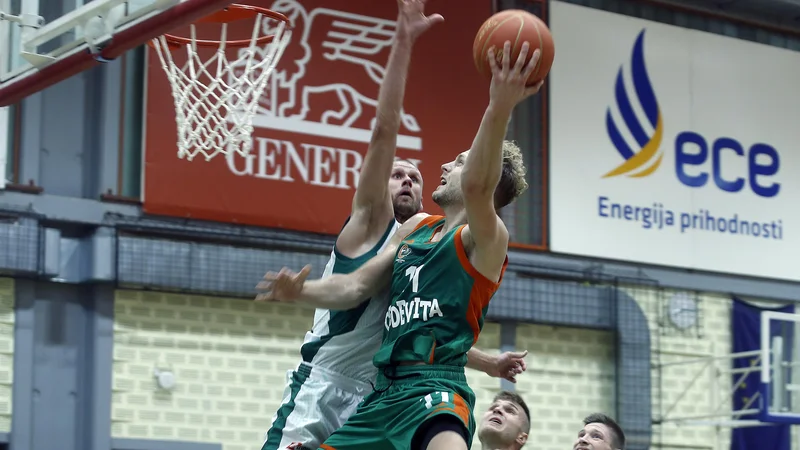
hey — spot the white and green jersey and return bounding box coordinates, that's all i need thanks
[299,218,400,384]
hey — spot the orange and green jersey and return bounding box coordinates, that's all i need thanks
[373,215,508,368]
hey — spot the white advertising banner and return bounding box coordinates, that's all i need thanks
[548,1,800,281]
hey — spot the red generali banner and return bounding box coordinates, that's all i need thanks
[143,0,492,235]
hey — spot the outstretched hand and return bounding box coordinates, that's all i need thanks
[396,0,444,41]
[255,265,312,303]
[488,41,545,112]
[489,350,529,383]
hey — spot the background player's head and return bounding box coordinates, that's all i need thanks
[574,413,626,450]
[477,391,530,450]
[432,141,528,210]
[389,159,424,223]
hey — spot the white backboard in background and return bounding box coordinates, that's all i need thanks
[548,1,800,281]
[1,0,177,84]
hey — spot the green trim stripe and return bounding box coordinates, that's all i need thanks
[262,364,312,450]
[300,218,397,362]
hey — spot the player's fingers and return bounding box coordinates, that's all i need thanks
[523,49,541,79]
[514,42,530,75]
[287,265,311,292]
[273,268,290,281]
[509,350,528,358]
[501,41,511,72]
[524,80,544,97]
[255,280,273,290]
[273,274,291,292]
[427,13,444,25]
[267,273,287,288]
[487,47,500,75]
[527,48,541,69]
[297,264,312,283]
[519,360,527,371]
[262,271,280,281]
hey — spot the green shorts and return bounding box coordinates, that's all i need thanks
[318,365,476,450]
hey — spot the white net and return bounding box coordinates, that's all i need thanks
[151,15,290,161]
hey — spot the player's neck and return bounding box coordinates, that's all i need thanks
[439,205,467,235]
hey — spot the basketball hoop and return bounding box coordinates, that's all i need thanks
[149,4,291,161]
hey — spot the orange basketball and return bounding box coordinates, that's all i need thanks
[473,10,555,86]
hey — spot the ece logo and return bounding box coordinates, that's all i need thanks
[603,29,780,199]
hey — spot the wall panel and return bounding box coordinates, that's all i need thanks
[0,278,13,434]
[512,324,616,450]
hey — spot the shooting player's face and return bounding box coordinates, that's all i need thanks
[389,161,423,222]
[432,151,468,207]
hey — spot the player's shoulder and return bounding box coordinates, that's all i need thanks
[392,213,431,241]
[400,213,430,232]
[462,215,509,249]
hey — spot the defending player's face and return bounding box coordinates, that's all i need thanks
[388,161,423,222]
[573,423,616,450]
[478,398,528,448]
[432,151,468,207]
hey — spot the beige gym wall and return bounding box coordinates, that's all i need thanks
[112,288,798,450]
[510,325,616,450]
[0,277,14,434]
[111,290,619,450]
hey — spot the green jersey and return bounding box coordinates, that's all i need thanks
[299,217,400,383]
[373,215,507,368]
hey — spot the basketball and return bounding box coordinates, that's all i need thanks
[472,10,555,86]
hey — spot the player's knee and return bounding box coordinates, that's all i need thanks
[412,415,469,450]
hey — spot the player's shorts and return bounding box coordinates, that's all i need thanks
[318,365,476,450]
[262,362,373,450]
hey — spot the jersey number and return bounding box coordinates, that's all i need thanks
[405,264,425,293]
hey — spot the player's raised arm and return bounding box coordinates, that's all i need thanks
[461,42,543,280]
[337,0,443,254]
[257,214,427,309]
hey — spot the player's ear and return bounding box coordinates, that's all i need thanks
[516,432,528,446]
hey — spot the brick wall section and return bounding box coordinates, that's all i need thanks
[514,324,616,450]
[628,287,791,450]
[113,288,800,450]
[112,290,312,449]
[112,290,620,450]
[0,278,13,434]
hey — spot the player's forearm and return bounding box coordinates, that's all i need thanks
[461,104,514,196]
[298,275,366,310]
[466,347,496,374]
[352,35,415,210]
[375,34,414,133]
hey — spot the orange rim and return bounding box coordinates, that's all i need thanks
[154,4,291,49]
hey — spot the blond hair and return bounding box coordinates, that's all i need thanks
[495,140,529,208]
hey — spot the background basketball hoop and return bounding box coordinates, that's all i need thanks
[149,4,292,162]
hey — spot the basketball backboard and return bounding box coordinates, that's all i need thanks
[655,308,800,430]
[760,311,800,423]
[0,0,236,106]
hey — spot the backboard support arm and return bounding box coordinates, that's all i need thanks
[0,0,236,107]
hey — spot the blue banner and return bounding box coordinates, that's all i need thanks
[731,298,794,450]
